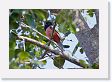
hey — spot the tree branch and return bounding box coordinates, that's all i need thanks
[12,32,85,68]
[73,10,90,31]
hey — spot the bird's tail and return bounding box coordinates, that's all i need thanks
[57,42,64,51]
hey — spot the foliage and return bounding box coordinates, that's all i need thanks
[9,9,96,69]
[56,10,76,34]
[91,63,99,69]
[53,55,65,69]
[87,9,95,17]
[79,60,89,68]
[9,9,48,69]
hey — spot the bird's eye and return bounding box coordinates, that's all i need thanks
[50,26,53,29]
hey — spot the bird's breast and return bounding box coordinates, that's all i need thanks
[45,27,52,38]
[45,27,60,43]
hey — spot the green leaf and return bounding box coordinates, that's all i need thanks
[9,48,15,61]
[92,63,99,69]
[56,16,65,24]
[25,14,35,28]
[18,51,32,63]
[25,64,32,69]
[41,60,47,65]
[69,24,76,34]
[12,9,24,14]
[43,38,48,42]
[77,42,80,47]
[9,61,19,69]
[25,43,35,52]
[9,39,16,61]
[79,60,85,64]
[41,41,46,45]
[32,9,48,21]
[56,11,66,24]
[79,60,88,68]
[9,10,21,29]
[56,10,75,34]
[88,13,93,17]
[58,22,70,34]
[58,22,66,33]
[53,55,65,69]
[35,51,41,58]
[80,48,84,54]
[87,9,95,17]
[15,58,19,63]
[37,60,47,67]
[14,49,24,58]
[35,49,43,58]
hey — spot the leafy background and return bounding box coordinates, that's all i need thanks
[9,9,97,69]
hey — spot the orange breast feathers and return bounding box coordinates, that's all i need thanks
[45,27,60,43]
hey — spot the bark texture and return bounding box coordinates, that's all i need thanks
[73,10,99,64]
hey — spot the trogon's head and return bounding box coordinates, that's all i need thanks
[44,21,52,31]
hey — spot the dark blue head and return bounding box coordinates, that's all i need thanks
[44,21,52,31]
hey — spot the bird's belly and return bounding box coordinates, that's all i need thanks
[46,28,52,38]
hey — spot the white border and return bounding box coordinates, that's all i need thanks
[0,0,108,79]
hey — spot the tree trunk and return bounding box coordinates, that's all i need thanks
[72,10,99,64]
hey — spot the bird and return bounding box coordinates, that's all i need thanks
[44,21,63,49]
[39,21,70,59]
[39,21,63,59]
